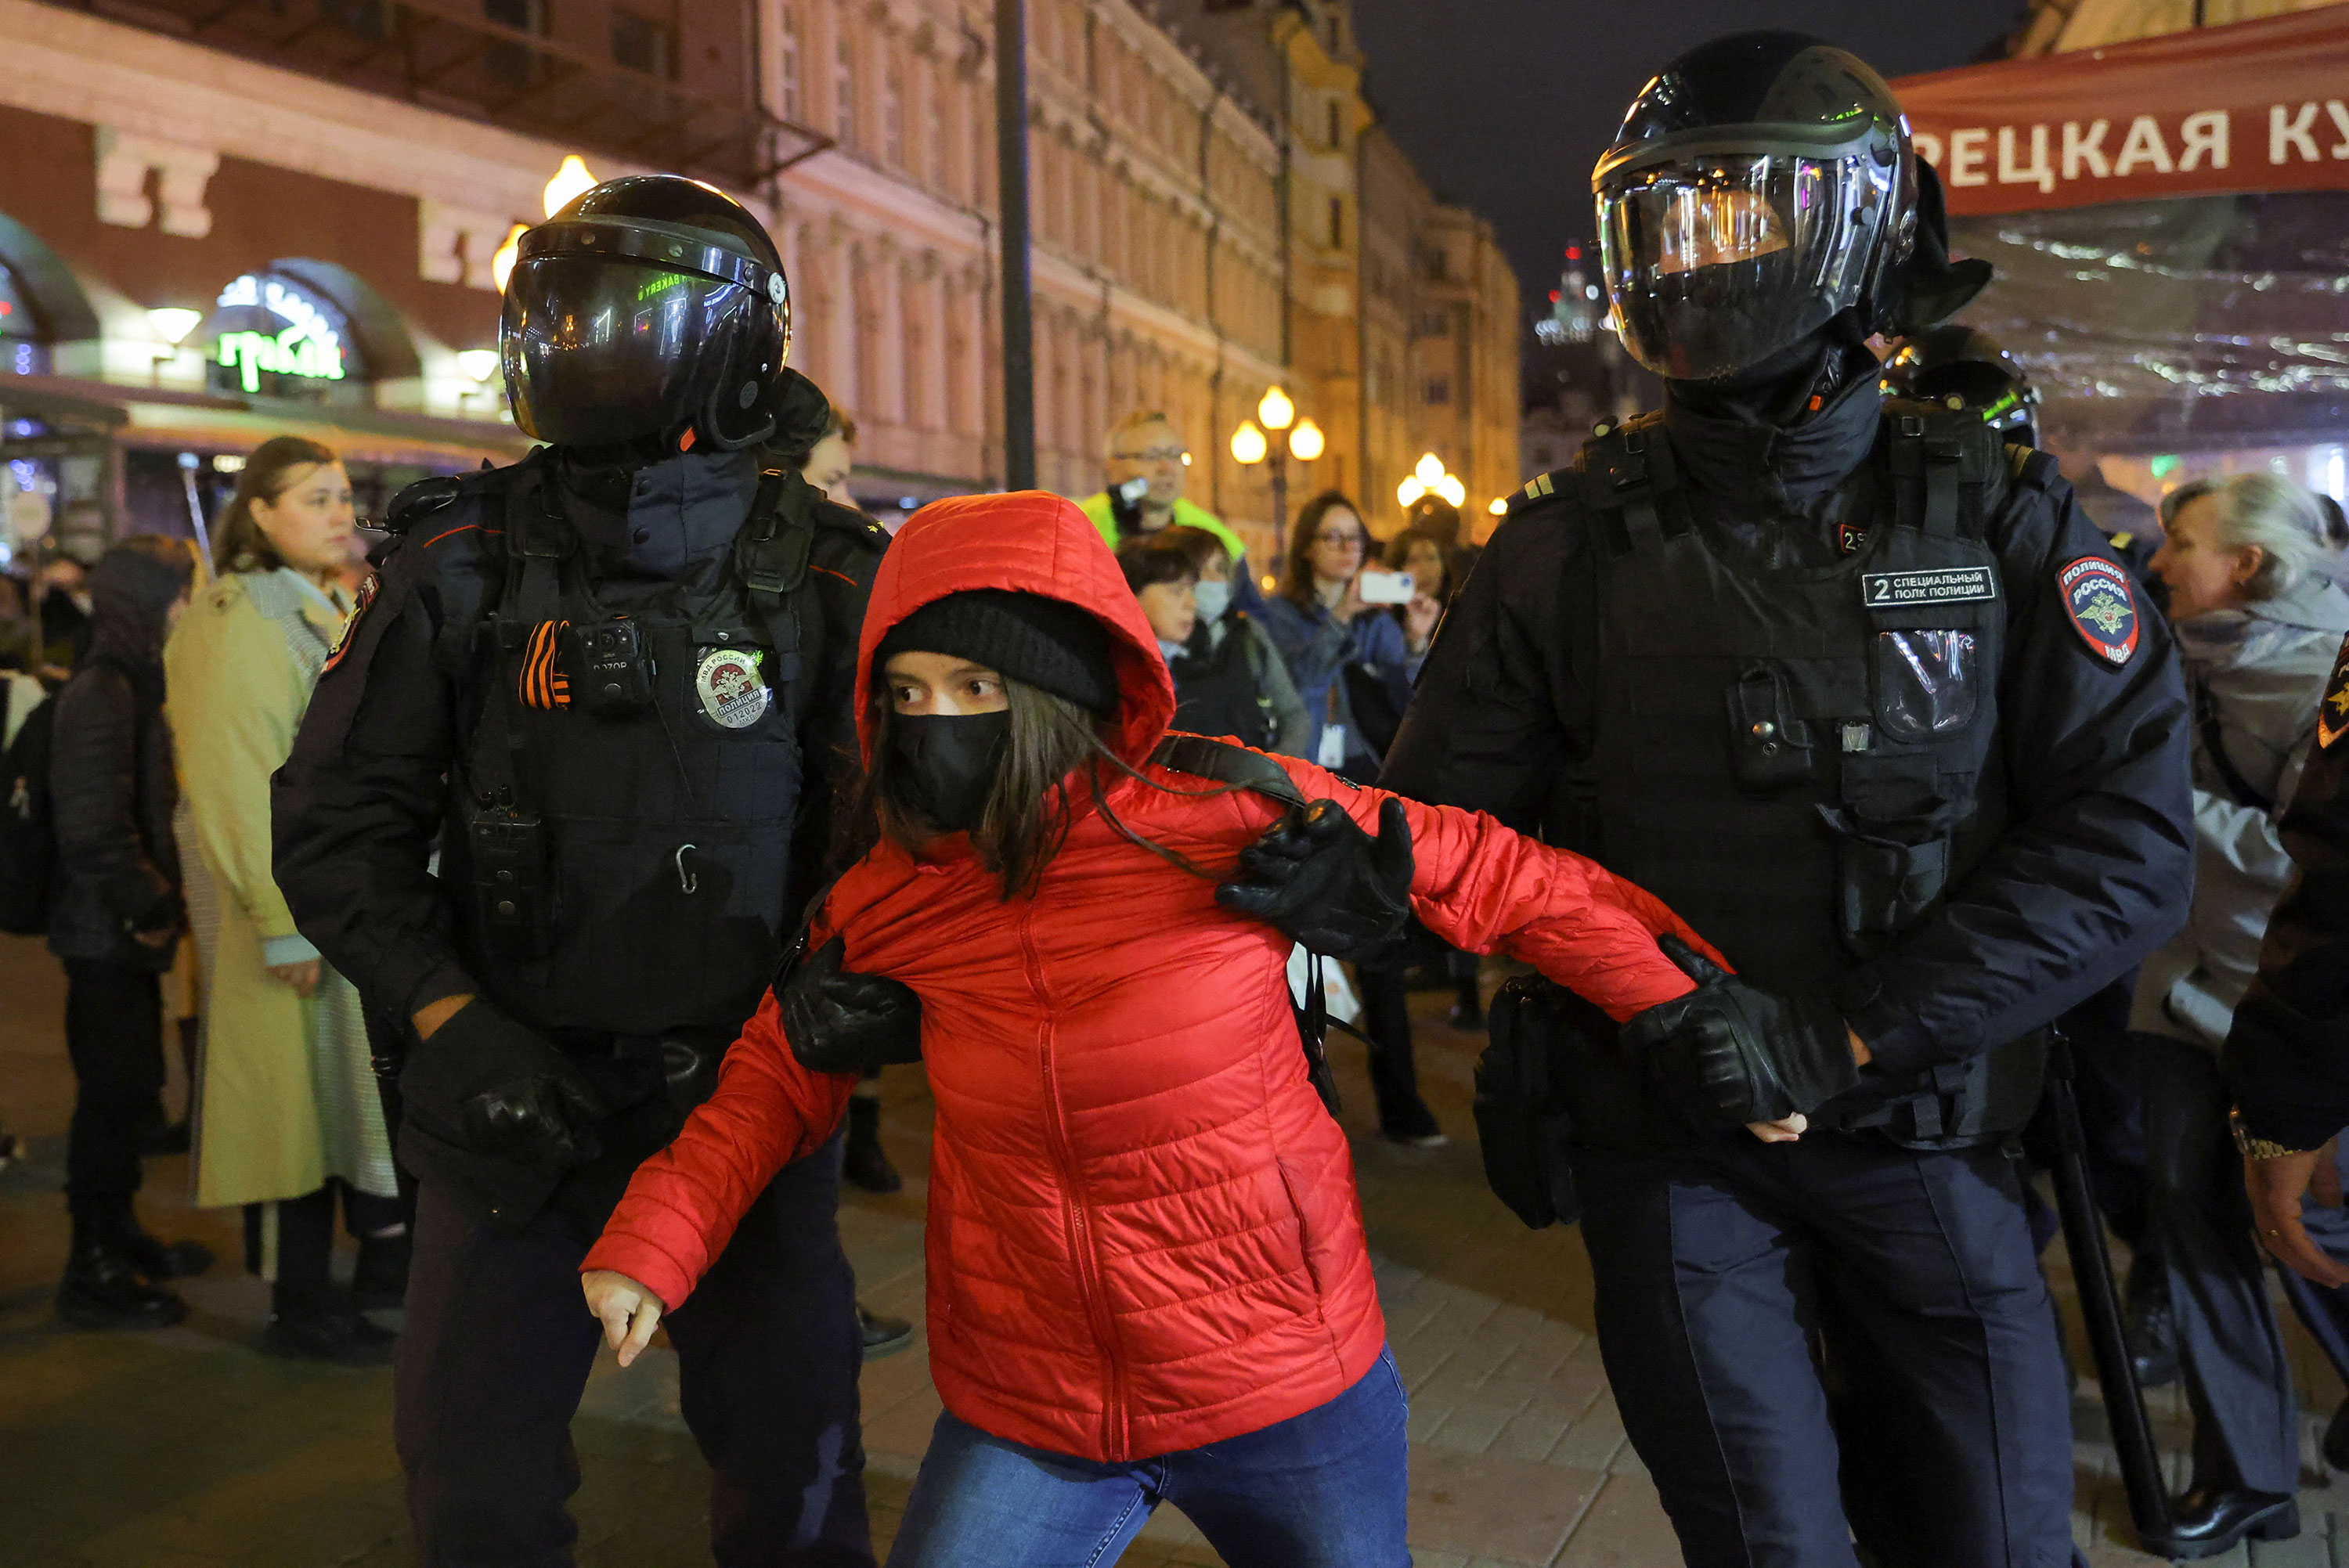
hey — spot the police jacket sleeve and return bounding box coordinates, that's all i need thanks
[583,964,860,1307]
[271,539,475,1022]
[1841,478,2195,1074]
[2228,733,2349,1148]
[49,665,177,930]
[1255,753,1709,1021]
[793,510,883,885]
[1378,506,1582,833]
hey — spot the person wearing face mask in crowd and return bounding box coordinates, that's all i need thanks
[576,488,1736,1568]
[1383,32,2193,1565]
[47,535,215,1330]
[164,437,408,1364]
[1118,528,1309,759]
[2116,472,2349,1548]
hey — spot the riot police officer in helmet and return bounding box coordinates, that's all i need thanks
[1880,324,2041,449]
[273,175,887,1566]
[1382,33,2194,1566]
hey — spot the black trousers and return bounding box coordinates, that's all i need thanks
[62,957,166,1202]
[395,1133,871,1567]
[2141,1033,2308,1494]
[1575,1132,2074,1568]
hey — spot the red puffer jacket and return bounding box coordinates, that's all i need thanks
[585,491,1711,1462]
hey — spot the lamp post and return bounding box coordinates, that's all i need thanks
[1231,387,1321,561]
[1395,451,1465,512]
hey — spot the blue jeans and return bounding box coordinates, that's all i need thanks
[885,1346,1409,1568]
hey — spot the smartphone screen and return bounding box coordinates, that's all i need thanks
[1358,571,1415,605]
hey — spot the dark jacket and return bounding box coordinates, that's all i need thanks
[1382,376,2195,1084]
[2226,643,2349,1148]
[271,445,884,1036]
[47,544,191,967]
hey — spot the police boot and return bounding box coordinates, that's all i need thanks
[2145,1487,2298,1559]
[2124,1253,2179,1388]
[843,1095,902,1195]
[105,1205,215,1282]
[2325,1398,2349,1474]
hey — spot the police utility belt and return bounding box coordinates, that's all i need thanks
[1474,404,2054,1227]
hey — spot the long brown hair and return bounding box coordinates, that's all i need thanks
[1283,490,1369,608]
[852,675,1232,899]
[211,436,340,575]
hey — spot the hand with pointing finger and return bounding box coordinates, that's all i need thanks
[583,1268,666,1367]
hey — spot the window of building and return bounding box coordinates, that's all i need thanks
[484,0,546,88]
[1327,196,1343,251]
[1327,12,1344,52]
[1424,377,1452,406]
[882,56,905,167]
[323,0,389,40]
[778,7,803,121]
[1419,309,1449,337]
[834,34,856,142]
[612,9,675,77]
[1326,98,1340,150]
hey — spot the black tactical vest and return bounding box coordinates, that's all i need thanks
[450,459,825,1037]
[1571,402,2043,1147]
[1171,615,1281,753]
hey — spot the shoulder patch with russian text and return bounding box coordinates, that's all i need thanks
[319,571,377,676]
[2318,633,2349,750]
[2058,556,2140,667]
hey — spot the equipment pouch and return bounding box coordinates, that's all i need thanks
[1474,976,1583,1229]
[572,618,656,718]
[1725,663,1815,791]
[1820,755,1955,957]
[467,805,557,961]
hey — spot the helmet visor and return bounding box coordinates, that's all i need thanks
[1598,152,1897,381]
[501,255,761,448]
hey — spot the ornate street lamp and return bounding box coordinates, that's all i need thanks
[1232,387,1319,560]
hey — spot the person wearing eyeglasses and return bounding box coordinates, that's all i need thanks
[1081,411,1249,570]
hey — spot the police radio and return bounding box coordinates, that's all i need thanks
[573,618,655,717]
[467,798,555,960]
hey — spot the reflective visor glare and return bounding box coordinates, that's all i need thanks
[1600,153,1891,301]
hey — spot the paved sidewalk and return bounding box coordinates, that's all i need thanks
[8,928,2349,1566]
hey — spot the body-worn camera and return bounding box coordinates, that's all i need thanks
[573,618,655,717]
[467,803,555,959]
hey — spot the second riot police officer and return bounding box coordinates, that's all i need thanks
[1383,34,2195,1566]
[272,176,886,1566]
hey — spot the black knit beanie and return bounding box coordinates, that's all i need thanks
[877,589,1118,716]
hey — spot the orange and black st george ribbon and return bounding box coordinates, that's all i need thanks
[520,619,571,708]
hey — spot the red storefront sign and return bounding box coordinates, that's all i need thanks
[1893,6,2349,215]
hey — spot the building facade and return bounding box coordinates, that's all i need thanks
[0,0,1515,562]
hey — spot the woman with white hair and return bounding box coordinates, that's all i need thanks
[2131,470,2349,1549]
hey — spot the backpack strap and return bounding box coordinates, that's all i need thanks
[1150,733,1308,809]
[735,468,819,734]
[1574,411,1679,558]
[1885,400,2012,542]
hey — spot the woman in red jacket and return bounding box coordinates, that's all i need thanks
[580,491,1715,1567]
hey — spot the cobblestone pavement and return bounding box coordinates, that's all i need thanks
[9,928,2349,1566]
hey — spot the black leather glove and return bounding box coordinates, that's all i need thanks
[1618,935,1860,1126]
[1214,797,1413,963]
[783,935,924,1073]
[399,999,608,1166]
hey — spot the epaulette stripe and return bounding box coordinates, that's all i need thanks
[422,523,501,550]
[810,564,860,587]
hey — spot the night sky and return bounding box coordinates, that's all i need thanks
[1347,0,2024,314]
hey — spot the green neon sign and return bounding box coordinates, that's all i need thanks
[217,326,347,394]
[637,272,687,301]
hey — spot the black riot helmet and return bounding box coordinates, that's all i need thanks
[1593,32,1920,383]
[1881,325,2041,447]
[500,175,792,455]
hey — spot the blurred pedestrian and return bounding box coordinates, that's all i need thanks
[1124,528,1309,758]
[47,534,212,1329]
[1257,492,1440,1144]
[38,554,91,669]
[2127,472,2349,1552]
[799,402,857,506]
[1081,411,1250,571]
[166,436,402,1364]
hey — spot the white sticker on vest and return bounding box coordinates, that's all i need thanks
[1860,568,1998,608]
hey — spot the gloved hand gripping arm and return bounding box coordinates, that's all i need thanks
[1620,935,1867,1127]
[781,935,923,1073]
[1213,797,1414,963]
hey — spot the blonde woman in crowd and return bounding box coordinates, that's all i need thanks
[165,436,402,1364]
[2131,471,2349,1546]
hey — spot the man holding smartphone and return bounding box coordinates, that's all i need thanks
[1081,411,1249,568]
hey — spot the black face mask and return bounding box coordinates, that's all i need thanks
[889,710,1012,833]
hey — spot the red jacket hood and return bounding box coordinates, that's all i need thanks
[855,491,1174,767]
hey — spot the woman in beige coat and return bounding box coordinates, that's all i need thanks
[165,436,399,1364]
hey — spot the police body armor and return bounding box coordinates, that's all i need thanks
[1570,401,2043,1149]
[413,453,828,1042]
